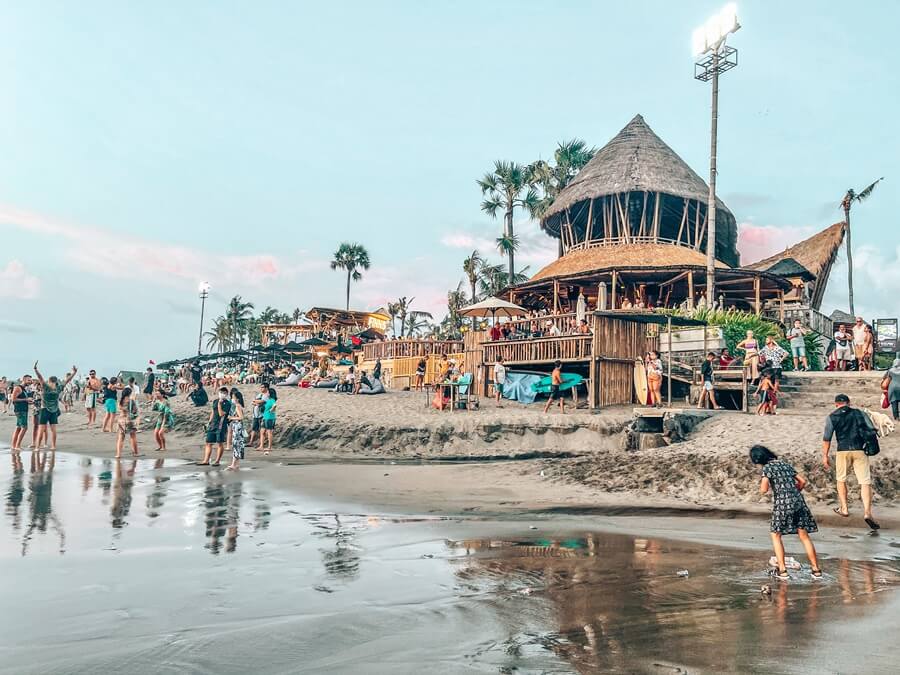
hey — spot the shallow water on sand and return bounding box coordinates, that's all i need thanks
[2,451,900,674]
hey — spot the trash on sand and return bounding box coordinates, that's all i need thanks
[422,553,435,559]
[676,570,690,578]
[539,470,545,477]
[529,526,538,530]
[383,473,390,477]
[760,585,772,596]
[519,588,533,596]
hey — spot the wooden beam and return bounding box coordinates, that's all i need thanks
[585,198,594,244]
[652,192,661,241]
[687,270,695,309]
[695,207,708,251]
[611,270,618,309]
[754,276,761,315]
[639,192,648,236]
[676,198,688,245]
[779,290,785,323]
[692,200,700,248]
[659,270,690,289]
[553,279,560,314]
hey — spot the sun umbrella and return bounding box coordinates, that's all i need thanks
[458,297,527,322]
[299,337,330,347]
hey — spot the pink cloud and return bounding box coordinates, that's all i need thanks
[737,223,818,265]
[0,260,40,299]
[0,204,289,288]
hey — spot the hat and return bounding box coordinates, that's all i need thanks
[834,393,850,403]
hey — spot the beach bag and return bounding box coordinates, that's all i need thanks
[883,392,891,410]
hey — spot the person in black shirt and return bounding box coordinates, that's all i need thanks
[143,367,156,403]
[373,359,382,382]
[822,393,879,529]
[190,361,203,386]
[189,383,209,407]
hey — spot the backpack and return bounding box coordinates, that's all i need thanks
[856,410,880,457]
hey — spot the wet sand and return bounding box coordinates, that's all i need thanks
[3,450,900,674]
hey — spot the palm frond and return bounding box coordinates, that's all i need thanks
[855,177,883,202]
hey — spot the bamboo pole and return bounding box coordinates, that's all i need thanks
[585,198,594,244]
[695,208,708,251]
[676,198,688,245]
[553,279,560,314]
[687,270,695,309]
[639,192,648,236]
[652,192,661,241]
[754,276,761,315]
[779,290,785,323]
[611,270,618,309]
[666,315,672,407]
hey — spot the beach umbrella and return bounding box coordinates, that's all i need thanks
[282,341,308,351]
[459,297,527,323]
[299,337,329,346]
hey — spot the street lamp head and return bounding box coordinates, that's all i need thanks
[198,281,211,296]
[692,3,740,56]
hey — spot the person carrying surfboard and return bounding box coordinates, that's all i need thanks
[542,361,566,414]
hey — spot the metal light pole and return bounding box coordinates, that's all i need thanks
[693,4,740,308]
[197,281,210,355]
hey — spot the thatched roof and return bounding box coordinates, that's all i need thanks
[530,243,727,282]
[744,222,846,309]
[764,257,814,281]
[542,115,735,222]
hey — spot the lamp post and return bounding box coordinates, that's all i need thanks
[693,3,740,307]
[197,281,211,355]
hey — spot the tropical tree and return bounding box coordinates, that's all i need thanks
[205,316,232,352]
[442,282,468,339]
[478,262,531,298]
[330,242,371,311]
[292,308,303,323]
[529,139,596,218]
[394,296,415,337]
[478,161,540,284]
[462,250,484,304]
[840,178,883,315]
[225,295,255,350]
[404,310,434,337]
[386,301,401,337]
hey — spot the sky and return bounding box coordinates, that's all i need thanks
[1,0,898,378]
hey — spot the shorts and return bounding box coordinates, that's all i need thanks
[117,421,136,435]
[0,393,6,403]
[836,450,871,485]
[155,421,171,431]
[104,399,117,414]
[495,383,505,396]
[251,417,262,432]
[85,393,97,410]
[835,345,853,361]
[38,409,60,425]
[263,418,276,430]
[791,344,806,358]
[206,426,228,444]
[549,385,562,401]
[703,380,713,392]
[16,412,28,429]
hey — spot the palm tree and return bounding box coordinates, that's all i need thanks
[462,250,484,304]
[205,316,232,352]
[330,242,371,311]
[443,282,467,340]
[292,308,302,323]
[841,178,883,315]
[225,296,255,350]
[529,139,596,257]
[395,296,415,338]
[404,310,433,337]
[495,233,520,262]
[386,301,401,337]
[478,161,540,284]
[478,262,531,298]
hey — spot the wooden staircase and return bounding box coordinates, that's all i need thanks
[776,371,885,410]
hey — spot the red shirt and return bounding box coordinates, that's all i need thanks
[490,324,502,341]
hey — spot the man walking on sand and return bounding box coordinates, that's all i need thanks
[543,360,566,414]
[823,393,880,530]
[494,357,507,407]
[9,375,33,450]
[84,369,102,427]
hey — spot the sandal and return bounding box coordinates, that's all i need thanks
[775,568,790,580]
[197,462,210,466]
[833,507,850,518]
[811,568,823,579]
[865,517,881,531]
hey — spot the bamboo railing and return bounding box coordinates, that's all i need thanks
[362,339,464,361]
[482,335,592,365]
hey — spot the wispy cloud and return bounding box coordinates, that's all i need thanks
[737,222,818,265]
[440,218,557,270]
[0,318,36,334]
[0,260,41,299]
[0,204,294,288]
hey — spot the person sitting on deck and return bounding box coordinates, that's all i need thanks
[545,320,561,337]
[529,320,542,338]
[489,322,502,341]
[577,319,592,335]
[719,348,736,368]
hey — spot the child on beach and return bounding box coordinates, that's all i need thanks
[755,370,775,416]
[152,391,174,451]
[115,388,140,459]
[750,445,822,580]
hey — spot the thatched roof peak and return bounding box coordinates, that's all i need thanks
[541,114,734,222]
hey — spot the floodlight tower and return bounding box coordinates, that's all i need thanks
[197,281,211,355]
[693,4,740,307]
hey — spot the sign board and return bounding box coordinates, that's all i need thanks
[874,318,898,353]
[658,327,725,354]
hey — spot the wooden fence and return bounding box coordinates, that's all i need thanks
[482,335,592,365]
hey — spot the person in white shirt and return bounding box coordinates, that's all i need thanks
[833,324,854,371]
[494,357,507,407]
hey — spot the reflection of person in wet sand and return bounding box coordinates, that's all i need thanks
[6,451,25,531]
[202,474,243,554]
[22,451,65,556]
[751,445,822,580]
[110,459,137,530]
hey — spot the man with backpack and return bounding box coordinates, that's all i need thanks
[822,393,880,530]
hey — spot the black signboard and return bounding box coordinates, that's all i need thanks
[874,318,898,353]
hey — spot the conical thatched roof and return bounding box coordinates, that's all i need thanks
[542,114,735,222]
[744,222,846,310]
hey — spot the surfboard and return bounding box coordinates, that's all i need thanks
[634,358,649,405]
[531,373,584,394]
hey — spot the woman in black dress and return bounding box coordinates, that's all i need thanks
[751,445,822,580]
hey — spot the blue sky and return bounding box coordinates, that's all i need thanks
[1,1,898,377]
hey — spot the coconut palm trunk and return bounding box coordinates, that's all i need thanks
[345,270,351,310]
[843,202,854,316]
[505,209,515,283]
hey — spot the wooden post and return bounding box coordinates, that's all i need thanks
[585,198,594,244]
[553,279,560,314]
[589,316,600,409]
[639,192,648,236]
[611,270,618,309]
[754,276,761,315]
[779,290,785,323]
[652,192,661,241]
[666,315,672,407]
[676,198,688,245]
[687,270,695,310]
